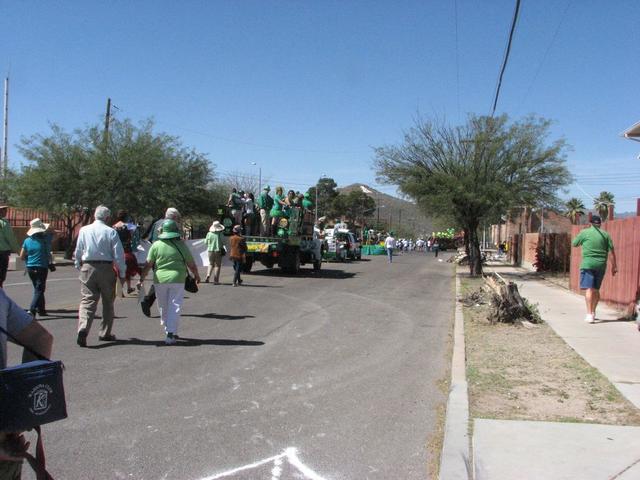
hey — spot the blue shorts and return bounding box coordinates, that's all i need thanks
[579,269,605,290]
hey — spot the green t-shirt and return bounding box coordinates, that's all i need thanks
[257,192,274,211]
[205,231,222,252]
[302,198,314,210]
[147,239,194,284]
[270,194,284,217]
[572,226,614,270]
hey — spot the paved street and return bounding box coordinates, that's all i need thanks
[5,252,454,480]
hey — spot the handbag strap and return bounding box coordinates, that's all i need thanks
[24,426,55,480]
[0,324,50,362]
[170,240,193,277]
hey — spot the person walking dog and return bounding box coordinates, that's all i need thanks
[571,215,617,323]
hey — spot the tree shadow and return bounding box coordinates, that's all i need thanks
[88,337,265,349]
[183,313,255,320]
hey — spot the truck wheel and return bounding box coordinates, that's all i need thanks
[282,251,300,274]
[313,259,321,271]
[242,258,254,273]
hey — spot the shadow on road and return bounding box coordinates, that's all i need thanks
[249,268,356,279]
[184,313,255,320]
[88,337,265,348]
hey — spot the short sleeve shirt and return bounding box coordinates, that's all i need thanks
[0,289,34,368]
[205,232,222,252]
[22,235,51,268]
[572,226,614,270]
[147,239,194,284]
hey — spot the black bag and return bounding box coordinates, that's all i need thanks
[184,274,198,293]
[220,245,226,257]
[0,360,67,432]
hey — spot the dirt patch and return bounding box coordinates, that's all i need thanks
[461,275,640,425]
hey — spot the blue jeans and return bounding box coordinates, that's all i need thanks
[387,248,393,263]
[233,260,242,285]
[27,267,48,313]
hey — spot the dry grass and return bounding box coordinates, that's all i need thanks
[461,275,640,426]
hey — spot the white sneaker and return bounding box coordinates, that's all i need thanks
[584,314,595,324]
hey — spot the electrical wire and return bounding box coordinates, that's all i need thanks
[454,0,461,122]
[516,0,573,113]
[491,0,522,116]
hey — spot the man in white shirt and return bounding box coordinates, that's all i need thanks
[74,205,126,347]
[384,232,396,263]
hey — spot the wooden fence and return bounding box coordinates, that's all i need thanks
[570,216,640,310]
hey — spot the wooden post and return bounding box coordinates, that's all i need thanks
[608,204,614,221]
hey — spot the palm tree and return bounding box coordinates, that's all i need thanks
[564,198,585,225]
[593,191,615,222]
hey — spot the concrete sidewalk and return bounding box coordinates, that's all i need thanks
[441,264,640,479]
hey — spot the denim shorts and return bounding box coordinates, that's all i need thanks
[579,269,605,290]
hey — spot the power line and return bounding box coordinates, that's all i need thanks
[516,0,573,113]
[491,0,522,116]
[454,0,461,122]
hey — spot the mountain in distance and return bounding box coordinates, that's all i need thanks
[338,183,435,237]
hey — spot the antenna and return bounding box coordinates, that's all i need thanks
[2,77,8,177]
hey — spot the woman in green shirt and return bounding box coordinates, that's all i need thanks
[270,186,286,234]
[137,220,200,345]
[204,221,225,284]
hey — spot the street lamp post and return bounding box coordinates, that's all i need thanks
[314,174,326,225]
[250,162,261,191]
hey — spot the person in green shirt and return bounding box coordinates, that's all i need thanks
[257,185,274,236]
[0,205,20,288]
[302,192,314,210]
[270,186,286,234]
[571,215,618,323]
[204,220,225,284]
[137,220,201,344]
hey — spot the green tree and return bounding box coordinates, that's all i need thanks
[564,197,585,225]
[308,177,339,219]
[332,190,376,226]
[16,119,219,256]
[593,191,614,222]
[373,114,571,275]
[0,169,19,204]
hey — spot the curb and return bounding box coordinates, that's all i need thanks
[439,275,472,479]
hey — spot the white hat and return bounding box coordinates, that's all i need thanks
[27,218,49,236]
[209,221,225,232]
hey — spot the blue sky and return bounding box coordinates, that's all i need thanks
[2,1,640,211]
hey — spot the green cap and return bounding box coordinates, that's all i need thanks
[303,192,310,198]
[263,185,271,191]
[158,219,181,239]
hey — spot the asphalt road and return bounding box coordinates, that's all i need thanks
[5,251,455,480]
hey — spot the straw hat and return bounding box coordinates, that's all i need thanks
[209,221,225,232]
[27,218,49,236]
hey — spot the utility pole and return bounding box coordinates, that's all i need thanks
[103,97,111,146]
[2,77,8,177]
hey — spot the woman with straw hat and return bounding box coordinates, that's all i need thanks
[137,219,201,345]
[19,218,53,317]
[204,220,225,284]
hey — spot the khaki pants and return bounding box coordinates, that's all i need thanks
[260,209,270,236]
[206,251,222,283]
[78,263,116,337]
